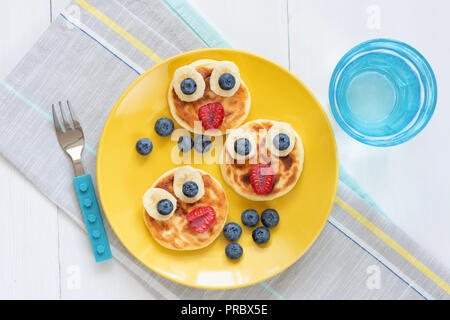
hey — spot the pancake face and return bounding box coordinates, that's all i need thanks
[220,120,304,201]
[168,60,251,136]
[144,167,228,250]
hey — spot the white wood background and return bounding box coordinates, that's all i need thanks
[1,0,449,299]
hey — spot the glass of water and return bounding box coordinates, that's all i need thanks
[329,39,437,146]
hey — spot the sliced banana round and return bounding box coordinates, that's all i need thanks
[172,66,205,102]
[267,122,296,157]
[225,128,257,162]
[143,188,177,221]
[210,61,241,97]
[173,166,205,203]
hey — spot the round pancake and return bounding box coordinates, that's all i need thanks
[168,60,251,136]
[220,119,304,201]
[144,168,228,250]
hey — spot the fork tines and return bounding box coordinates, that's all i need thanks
[51,100,80,132]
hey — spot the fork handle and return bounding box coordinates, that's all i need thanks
[73,174,112,262]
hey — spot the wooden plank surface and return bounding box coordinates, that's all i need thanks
[58,213,154,299]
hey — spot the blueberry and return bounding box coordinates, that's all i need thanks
[225,243,243,260]
[155,117,174,137]
[218,73,236,90]
[136,138,153,155]
[223,222,242,241]
[178,135,194,152]
[157,199,173,215]
[261,209,279,228]
[182,181,198,198]
[194,135,212,153]
[241,209,259,227]
[273,133,290,151]
[234,138,251,156]
[180,78,197,95]
[252,226,270,244]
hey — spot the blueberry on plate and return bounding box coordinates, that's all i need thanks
[223,222,242,241]
[252,226,270,244]
[182,181,198,198]
[273,133,290,151]
[194,135,212,153]
[241,209,259,227]
[155,117,174,137]
[234,138,251,156]
[261,209,279,228]
[225,243,243,260]
[218,73,236,90]
[177,135,194,152]
[180,78,197,95]
[136,138,153,155]
[157,199,173,215]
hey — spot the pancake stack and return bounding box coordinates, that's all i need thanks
[168,59,251,136]
[220,119,304,201]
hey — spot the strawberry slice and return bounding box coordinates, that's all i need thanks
[198,103,225,130]
[186,206,216,233]
[249,164,275,194]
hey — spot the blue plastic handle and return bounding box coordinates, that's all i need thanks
[73,174,112,262]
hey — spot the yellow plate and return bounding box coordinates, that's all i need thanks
[97,48,338,289]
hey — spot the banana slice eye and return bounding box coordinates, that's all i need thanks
[173,166,205,203]
[225,128,257,162]
[210,61,241,97]
[143,188,177,221]
[267,123,296,157]
[173,66,206,102]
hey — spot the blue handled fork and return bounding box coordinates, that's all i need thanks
[52,100,112,262]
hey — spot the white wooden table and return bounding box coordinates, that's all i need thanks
[1,0,449,299]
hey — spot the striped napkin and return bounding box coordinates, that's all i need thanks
[0,0,448,299]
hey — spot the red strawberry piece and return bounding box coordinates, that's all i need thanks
[249,164,275,194]
[186,206,216,233]
[198,103,224,130]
